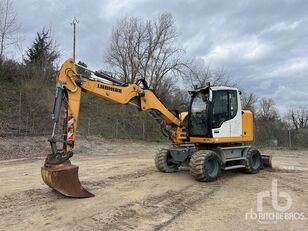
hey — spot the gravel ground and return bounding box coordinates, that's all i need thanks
[0,136,307,230]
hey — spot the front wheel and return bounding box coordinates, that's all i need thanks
[242,147,262,174]
[155,149,180,173]
[189,150,221,182]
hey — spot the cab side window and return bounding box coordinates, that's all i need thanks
[212,90,238,128]
[212,91,229,128]
[229,90,238,119]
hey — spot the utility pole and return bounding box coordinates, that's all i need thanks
[70,17,79,61]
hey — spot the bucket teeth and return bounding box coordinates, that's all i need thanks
[41,160,94,198]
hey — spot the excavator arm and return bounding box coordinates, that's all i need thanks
[41,59,183,197]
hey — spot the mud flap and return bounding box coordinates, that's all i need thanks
[41,160,94,198]
[261,155,272,169]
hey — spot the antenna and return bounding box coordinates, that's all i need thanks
[70,17,79,61]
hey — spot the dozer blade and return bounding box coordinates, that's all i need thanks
[41,160,94,198]
[261,154,272,169]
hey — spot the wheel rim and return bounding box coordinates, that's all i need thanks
[166,153,177,167]
[251,153,261,169]
[204,157,219,178]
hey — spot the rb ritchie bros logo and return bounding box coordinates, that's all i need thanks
[245,179,306,224]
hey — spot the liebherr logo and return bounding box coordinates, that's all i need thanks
[97,84,122,93]
[245,179,306,224]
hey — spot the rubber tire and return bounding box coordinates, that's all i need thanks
[242,147,262,174]
[190,150,221,182]
[155,149,180,173]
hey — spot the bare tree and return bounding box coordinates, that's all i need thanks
[184,61,235,89]
[241,91,257,112]
[254,97,288,146]
[256,98,278,121]
[105,13,189,93]
[184,60,259,113]
[168,88,190,111]
[0,0,18,59]
[288,106,308,130]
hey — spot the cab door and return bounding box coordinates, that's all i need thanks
[211,90,231,138]
[211,90,242,138]
[229,90,242,137]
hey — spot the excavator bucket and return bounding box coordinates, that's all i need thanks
[41,160,94,198]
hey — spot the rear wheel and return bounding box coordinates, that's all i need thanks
[155,149,180,173]
[242,147,262,174]
[190,150,221,182]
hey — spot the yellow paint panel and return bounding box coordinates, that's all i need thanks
[242,110,253,141]
[81,81,139,104]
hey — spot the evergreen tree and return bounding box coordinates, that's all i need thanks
[76,61,91,78]
[24,29,60,78]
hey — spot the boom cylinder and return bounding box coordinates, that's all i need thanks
[94,71,125,86]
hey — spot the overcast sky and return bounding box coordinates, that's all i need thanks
[8,0,308,113]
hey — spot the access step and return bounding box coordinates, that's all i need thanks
[224,165,246,170]
[225,157,246,162]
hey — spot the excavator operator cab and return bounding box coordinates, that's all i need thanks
[188,86,242,140]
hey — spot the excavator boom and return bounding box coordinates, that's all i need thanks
[42,59,183,197]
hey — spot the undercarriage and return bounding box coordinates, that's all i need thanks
[155,143,272,182]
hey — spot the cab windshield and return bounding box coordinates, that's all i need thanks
[189,92,209,136]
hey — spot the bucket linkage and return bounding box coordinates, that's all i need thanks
[41,84,94,198]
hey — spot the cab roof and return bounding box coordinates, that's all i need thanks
[189,85,239,94]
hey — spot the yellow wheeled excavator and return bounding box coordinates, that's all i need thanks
[41,59,271,198]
